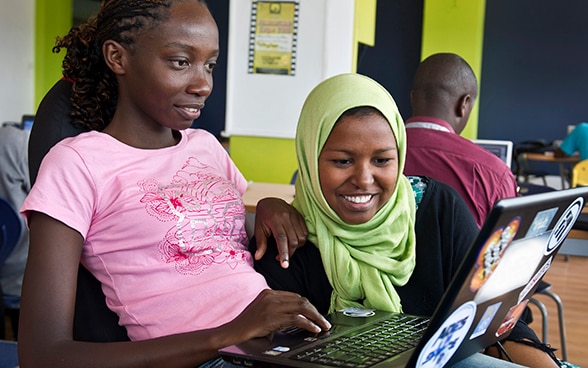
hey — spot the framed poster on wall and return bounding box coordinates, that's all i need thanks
[248,1,300,76]
[225,0,355,138]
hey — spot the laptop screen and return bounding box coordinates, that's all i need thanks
[471,139,513,168]
[21,114,35,131]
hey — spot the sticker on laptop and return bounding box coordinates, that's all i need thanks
[262,345,291,356]
[263,349,284,356]
[544,197,584,255]
[339,307,376,317]
[470,302,502,339]
[470,217,520,292]
[415,301,477,368]
[526,208,557,237]
[496,300,529,337]
[518,257,552,303]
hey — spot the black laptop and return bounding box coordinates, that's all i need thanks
[220,186,588,368]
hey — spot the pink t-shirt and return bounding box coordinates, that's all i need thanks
[21,129,269,340]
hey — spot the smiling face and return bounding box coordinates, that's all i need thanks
[318,108,399,224]
[115,1,219,133]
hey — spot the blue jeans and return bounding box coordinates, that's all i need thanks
[451,353,525,367]
[202,353,524,367]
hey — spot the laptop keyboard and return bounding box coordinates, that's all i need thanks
[291,314,430,368]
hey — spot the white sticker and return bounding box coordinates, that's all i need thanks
[470,302,502,339]
[518,257,551,303]
[339,307,376,317]
[416,301,477,368]
[545,197,583,255]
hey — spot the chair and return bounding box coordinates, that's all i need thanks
[571,158,588,188]
[513,140,553,185]
[29,79,129,342]
[517,185,568,360]
[515,153,549,185]
[0,340,18,368]
[528,281,568,362]
[564,159,588,257]
[290,169,298,185]
[0,197,21,268]
[568,212,588,240]
[516,182,556,196]
[0,196,22,340]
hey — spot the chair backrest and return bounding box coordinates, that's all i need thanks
[517,182,556,196]
[290,169,298,185]
[571,159,588,188]
[0,197,22,267]
[30,79,129,342]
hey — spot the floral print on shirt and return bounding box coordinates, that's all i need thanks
[139,157,250,275]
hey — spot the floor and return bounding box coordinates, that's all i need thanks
[522,173,567,190]
[528,254,588,367]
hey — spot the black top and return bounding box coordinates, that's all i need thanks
[251,177,542,347]
[250,177,475,317]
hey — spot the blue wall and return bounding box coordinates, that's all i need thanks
[190,0,230,138]
[480,0,588,142]
[190,0,588,179]
[356,0,423,121]
[479,0,588,173]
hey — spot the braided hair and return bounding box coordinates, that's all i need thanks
[53,0,207,131]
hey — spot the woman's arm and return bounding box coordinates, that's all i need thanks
[18,212,329,368]
[253,197,308,268]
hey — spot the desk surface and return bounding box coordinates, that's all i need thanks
[523,152,580,163]
[242,182,295,212]
[521,152,579,189]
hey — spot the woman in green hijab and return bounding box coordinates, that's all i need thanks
[291,73,417,314]
[252,73,560,368]
[254,73,479,316]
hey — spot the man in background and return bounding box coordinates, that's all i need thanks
[403,53,518,228]
[555,122,588,160]
[0,123,31,339]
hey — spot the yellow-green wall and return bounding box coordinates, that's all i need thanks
[421,0,486,139]
[35,0,72,107]
[230,136,297,184]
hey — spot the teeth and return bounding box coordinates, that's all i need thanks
[343,195,372,204]
[184,107,199,113]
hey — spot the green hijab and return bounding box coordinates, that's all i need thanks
[292,73,416,313]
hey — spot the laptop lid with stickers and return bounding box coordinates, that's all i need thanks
[220,187,588,368]
[410,186,586,367]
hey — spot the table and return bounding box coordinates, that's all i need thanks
[242,182,295,213]
[521,152,580,189]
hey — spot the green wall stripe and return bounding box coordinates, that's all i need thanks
[35,0,72,107]
[421,0,486,139]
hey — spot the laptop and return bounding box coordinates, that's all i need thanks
[220,186,588,368]
[21,114,35,131]
[472,139,513,169]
